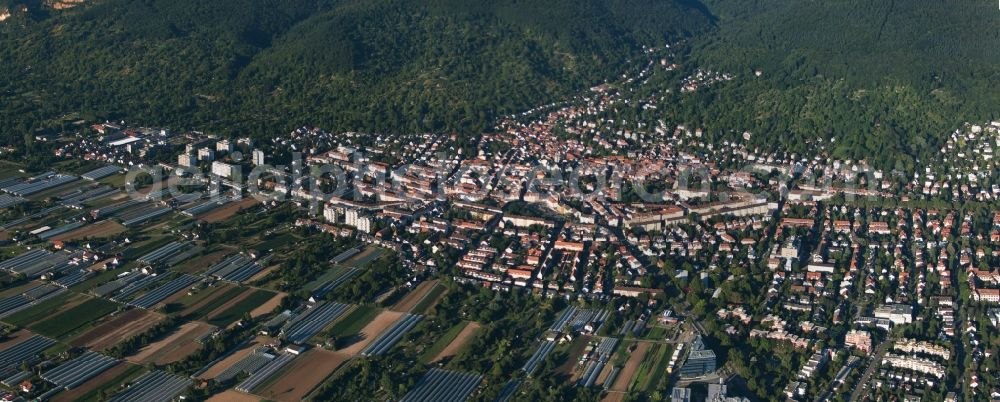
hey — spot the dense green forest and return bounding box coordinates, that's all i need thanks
[2,0,1000,167]
[673,0,1000,170]
[0,0,711,145]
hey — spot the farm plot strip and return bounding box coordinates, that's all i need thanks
[129,274,199,309]
[41,351,118,389]
[111,274,167,302]
[0,285,67,319]
[204,254,263,283]
[578,337,618,388]
[549,306,577,332]
[495,380,521,402]
[31,297,119,339]
[309,267,360,300]
[37,222,85,240]
[107,370,192,402]
[213,349,275,382]
[522,340,556,375]
[400,368,483,402]
[282,301,352,344]
[119,206,172,227]
[360,313,422,356]
[0,335,56,370]
[136,241,189,265]
[234,352,296,393]
[81,166,121,181]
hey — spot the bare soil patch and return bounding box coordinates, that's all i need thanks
[338,310,403,355]
[197,336,273,380]
[0,329,34,349]
[609,341,650,392]
[50,362,133,402]
[126,321,214,364]
[258,349,351,402]
[50,220,125,242]
[206,390,262,402]
[180,283,236,316]
[198,198,259,223]
[248,292,285,318]
[390,280,439,313]
[432,322,482,362]
[69,309,163,351]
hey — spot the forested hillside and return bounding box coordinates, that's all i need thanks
[3,0,1000,170]
[0,0,712,147]
[665,0,1000,171]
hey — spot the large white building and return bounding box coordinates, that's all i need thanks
[177,153,196,168]
[198,147,215,162]
[323,205,340,224]
[216,139,233,153]
[345,208,373,233]
[874,304,913,325]
[211,161,239,180]
[252,149,266,166]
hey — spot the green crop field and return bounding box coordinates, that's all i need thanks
[31,297,119,339]
[419,321,468,363]
[325,305,379,339]
[207,289,277,327]
[1,291,77,327]
[410,283,446,315]
[189,286,246,320]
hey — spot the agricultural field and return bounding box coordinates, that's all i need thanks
[127,321,215,365]
[206,390,262,402]
[176,283,241,316]
[1,291,82,326]
[391,279,443,313]
[323,304,380,345]
[0,328,34,349]
[427,321,481,363]
[69,309,163,351]
[247,291,285,318]
[30,297,121,339]
[197,198,259,223]
[337,310,403,355]
[49,362,138,402]
[554,335,592,376]
[609,341,651,392]
[172,248,234,274]
[256,348,351,402]
[630,343,673,392]
[205,289,277,327]
[0,280,37,298]
[49,219,125,242]
[341,246,385,268]
[196,336,273,380]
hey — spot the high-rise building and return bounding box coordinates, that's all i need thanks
[670,387,691,402]
[345,208,373,233]
[198,147,215,162]
[252,149,265,166]
[177,153,196,168]
[211,161,239,180]
[216,139,233,153]
[680,335,716,378]
[323,205,340,223]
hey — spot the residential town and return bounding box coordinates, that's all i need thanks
[0,49,999,402]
